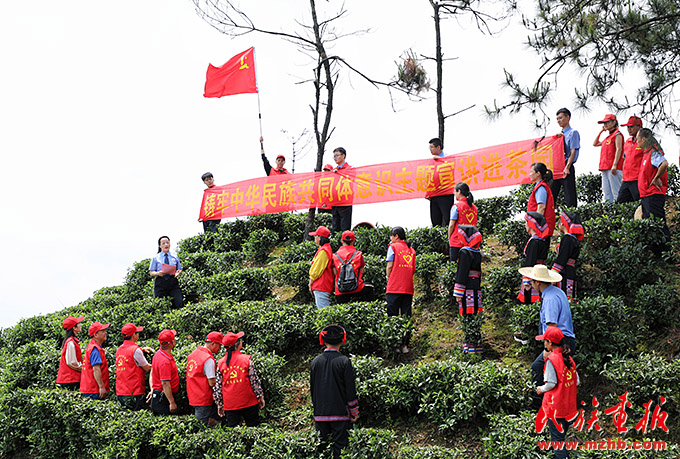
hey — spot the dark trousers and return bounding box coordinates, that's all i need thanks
[335,285,375,304]
[150,389,175,415]
[202,219,221,232]
[641,194,671,254]
[616,180,640,203]
[386,293,412,317]
[154,276,184,309]
[430,194,454,227]
[58,382,80,391]
[332,206,353,233]
[550,165,577,208]
[549,418,571,459]
[117,394,146,411]
[316,420,350,459]
[225,403,260,427]
[449,246,460,263]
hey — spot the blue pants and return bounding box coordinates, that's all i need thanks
[313,290,331,308]
[601,170,622,203]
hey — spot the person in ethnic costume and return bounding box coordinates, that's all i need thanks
[310,325,359,459]
[453,225,483,354]
[551,212,584,302]
[517,212,550,304]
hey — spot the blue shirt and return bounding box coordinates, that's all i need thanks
[386,246,395,262]
[535,185,547,205]
[149,251,182,272]
[651,150,667,168]
[562,126,580,163]
[450,205,459,220]
[90,347,103,366]
[539,285,575,338]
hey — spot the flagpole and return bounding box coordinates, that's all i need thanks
[253,46,264,151]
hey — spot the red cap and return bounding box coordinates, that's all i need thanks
[88,321,110,337]
[597,114,617,124]
[322,163,334,171]
[535,326,565,343]
[205,331,224,344]
[341,230,355,242]
[121,323,144,337]
[309,226,331,237]
[276,154,285,160]
[158,329,176,344]
[62,315,84,330]
[222,331,245,348]
[621,116,643,127]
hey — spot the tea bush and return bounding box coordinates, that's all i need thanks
[483,266,522,316]
[414,253,447,301]
[352,225,391,258]
[576,172,603,205]
[343,428,396,459]
[633,281,680,330]
[242,228,279,263]
[508,183,534,215]
[180,251,245,276]
[197,269,272,302]
[408,226,447,255]
[483,411,543,459]
[268,261,314,302]
[277,240,319,264]
[495,219,527,257]
[363,254,387,297]
[476,195,515,235]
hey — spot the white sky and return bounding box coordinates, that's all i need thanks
[1,0,677,328]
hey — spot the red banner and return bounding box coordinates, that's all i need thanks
[199,135,565,220]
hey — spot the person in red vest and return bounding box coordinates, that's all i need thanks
[259,136,289,176]
[535,326,579,459]
[636,128,671,254]
[80,321,110,400]
[593,114,625,202]
[447,182,478,262]
[56,315,84,390]
[332,231,367,303]
[115,323,153,411]
[186,331,223,426]
[213,332,265,427]
[309,225,334,308]
[528,162,556,237]
[150,329,179,415]
[386,226,416,354]
[200,172,221,232]
[617,116,644,203]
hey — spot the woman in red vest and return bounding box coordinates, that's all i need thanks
[386,226,416,354]
[535,326,579,459]
[332,230,366,303]
[308,226,334,308]
[528,162,556,237]
[214,332,265,427]
[594,114,624,203]
[56,315,84,390]
[448,182,478,262]
[636,128,671,254]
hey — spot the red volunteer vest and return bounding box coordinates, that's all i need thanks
[386,240,416,295]
[449,198,478,247]
[186,346,216,407]
[269,167,289,176]
[115,340,146,396]
[542,349,578,419]
[57,336,82,384]
[599,129,624,170]
[333,245,365,295]
[638,149,668,197]
[80,339,110,394]
[527,180,555,236]
[311,243,334,293]
[218,350,259,411]
[622,137,644,182]
[152,349,180,392]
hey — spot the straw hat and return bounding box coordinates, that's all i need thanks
[517,264,562,283]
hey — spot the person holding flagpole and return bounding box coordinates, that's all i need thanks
[259,136,289,176]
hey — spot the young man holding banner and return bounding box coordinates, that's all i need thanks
[427,138,454,227]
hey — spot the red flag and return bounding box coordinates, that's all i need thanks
[204,47,258,98]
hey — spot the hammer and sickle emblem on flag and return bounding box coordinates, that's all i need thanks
[239,55,249,70]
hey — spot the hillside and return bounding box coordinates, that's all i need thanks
[0,172,679,458]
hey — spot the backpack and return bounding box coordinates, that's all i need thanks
[335,251,359,293]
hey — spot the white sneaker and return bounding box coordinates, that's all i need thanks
[401,345,409,354]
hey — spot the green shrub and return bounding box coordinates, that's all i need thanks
[198,269,272,301]
[437,262,457,304]
[601,354,680,413]
[508,183,533,215]
[483,266,522,316]
[476,195,515,235]
[574,201,636,224]
[282,212,308,241]
[666,163,680,197]
[495,219,527,257]
[268,261,314,302]
[483,411,543,459]
[633,281,679,330]
[123,258,154,300]
[576,172,603,204]
[396,445,466,459]
[277,240,318,264]
[180,251,246,276]
[316,301,412,357]
[408,226,447,255]
[414,253,447,301]
[0,339,62,390]
[363,254,387,297]
[352,225,392,258]
[243,228,279,263]
[343,428,396,459]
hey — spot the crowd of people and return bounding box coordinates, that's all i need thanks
[55,109,674,458]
